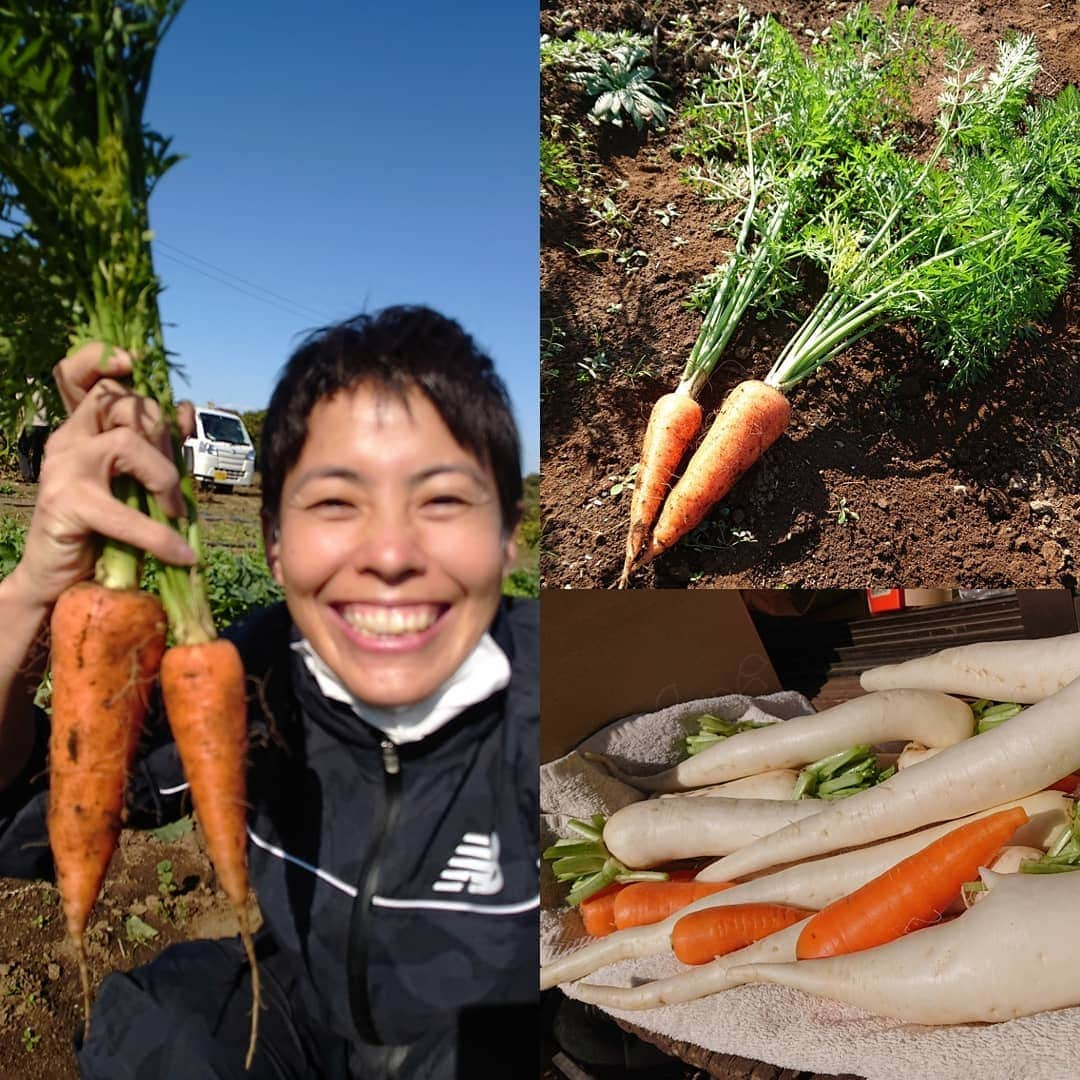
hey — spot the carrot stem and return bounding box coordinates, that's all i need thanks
[94,478,144,591]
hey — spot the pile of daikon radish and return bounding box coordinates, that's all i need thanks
[541,631,1080,1024]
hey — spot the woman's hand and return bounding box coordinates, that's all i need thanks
[13,343,197,608]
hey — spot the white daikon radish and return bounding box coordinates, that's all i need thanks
[665,769,800,801]
[860,632,1080,702]
[589,690,973,793]
[539,791,1069,990]
[603,796,821,867]
[895,742,943,769]
[731,869,1080,1023]
[958,845,1048,910]
[698,677,1080,883]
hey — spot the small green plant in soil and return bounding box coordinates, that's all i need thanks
[541,137,581,195]
[124,914,159,949]
[833,497,860,526]
[149,815,195,843]
[684,512,757,553]
[576,349,610,383]
[155,858,189,924]
[156,859,177,898]
[543,31,672,131]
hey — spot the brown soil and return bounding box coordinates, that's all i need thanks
[0,475,266,553]
[0,823,254,1080]
[541,0,1080,589]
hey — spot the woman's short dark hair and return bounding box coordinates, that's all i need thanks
[260,305,522,531]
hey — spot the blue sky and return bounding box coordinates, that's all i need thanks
[146,0,538,471]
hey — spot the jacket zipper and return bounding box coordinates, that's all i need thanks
[347,737,402,1045]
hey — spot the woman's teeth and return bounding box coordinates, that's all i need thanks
[342,606,439,637]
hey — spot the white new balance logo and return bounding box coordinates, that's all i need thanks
[432,832,504,896]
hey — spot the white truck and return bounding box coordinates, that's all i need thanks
[181,406,256,492]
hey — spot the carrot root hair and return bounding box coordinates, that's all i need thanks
[237,905,261,1070]
[636,380,790,572]
[76,937,91,1041]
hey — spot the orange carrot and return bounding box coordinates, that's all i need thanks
[796,804,1029,960]
[639,380,790,569]
[671,902,808,965]
[613,879,734,930]
[579,883,626,937]
[48,580,167,1037]
[160,637,260,1068]
[619,391,703,588]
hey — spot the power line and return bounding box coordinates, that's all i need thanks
[153,240,335,323]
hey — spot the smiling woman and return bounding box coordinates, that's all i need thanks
[268,383,514,708]
[0,306,538,1079]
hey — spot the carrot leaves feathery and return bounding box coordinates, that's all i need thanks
[765,34,1078,392]
[675,3,944,398]
[0,1,215,642]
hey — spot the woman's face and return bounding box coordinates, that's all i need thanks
[265,383,515,708]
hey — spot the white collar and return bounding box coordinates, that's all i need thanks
[290,632,511,744]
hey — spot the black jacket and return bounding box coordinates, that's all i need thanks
[0,597,539,1052]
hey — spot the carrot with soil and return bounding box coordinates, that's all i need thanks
[619,391,702,586]
[0,0,189,1041]
[637,381,790,568]
[616,7,943,584]
[48,581,167,1038]
[623,34,1080,582]
[0,1,262,1063]
[160,638,260,1066]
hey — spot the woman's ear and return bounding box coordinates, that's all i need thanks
[262,514,285,586]
[502,531,518,575]
[503,499,523,573]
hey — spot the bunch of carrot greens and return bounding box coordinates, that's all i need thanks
[619,2,945,584]
[765,36,1075,394]
[620,13,1080,584]
[0,2,259,1063]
